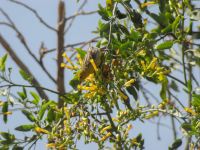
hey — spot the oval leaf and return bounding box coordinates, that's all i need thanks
[15,124,35,132]
[155,41,173,50]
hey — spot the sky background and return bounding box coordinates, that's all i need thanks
[0,0,188,149]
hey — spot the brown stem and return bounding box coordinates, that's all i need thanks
[0,34,48,100]
[57,0,66,108]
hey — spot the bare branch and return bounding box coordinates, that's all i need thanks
[8,0,56,32]
[64,0,88,34]
[44,37,99,55]
[0,34,48,100]
[65,10,97,21]
[57,0,66,108]
[0,8,56,84]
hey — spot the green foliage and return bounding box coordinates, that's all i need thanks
[1,0,200,149]
[15,124,35,132]
[0,54,8,72]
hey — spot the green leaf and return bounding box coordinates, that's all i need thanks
[12,145,24,150]
[192,94,200,107]
[155,41,173,50]
[2,102,8,123]
[17,92,27,101]
[19,69,32,83]
[172,15,181,33]
[150,13,166,27]
[75,48,87,59]
[171,139,182,149]
[15,124,34,132]
[118,24,129,35]
[47,108,55,123]
[160,79,168,100]
[22,110,36,122]
[38,101,52,120]
[98,4,110,21]
[0,132,15,142]
[187,80,192,93]
[181,123,193,132]
[30,91,40,105]
[126,86,138,100]
[0,54,8,72]
[161,24,172,34]
[170,80,179,92]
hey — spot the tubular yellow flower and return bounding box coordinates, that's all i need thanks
[77,54,83,65]
[90,59,98,72]
[112,118,120,123]
[124,79,135,87]
[85,74,95,82]
[62,52,74,66]
[185,107,196,116]
[78,85,97,91]
[141,1,156,8]
[147,57,157,70]
[35,127,49,134]
[125,124,133,135]
[100,132,112,142]
[46,143,56,148]
[84,92,95,99]
[140,60,146,70]
[0,101,4,106]
[3,111,12,115]
[137,49,146,56]
[60,63,78,70]
[118,90,128,100]
[100,125,112,134]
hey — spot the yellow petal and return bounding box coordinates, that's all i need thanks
[35,127,49,134]
[124,79,135,87]
[90,59,98,72]
[141,1,156,8]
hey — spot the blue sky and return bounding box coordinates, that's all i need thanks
[0,0,182,149]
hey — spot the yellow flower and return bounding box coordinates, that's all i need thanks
[78,85,97,91]
[35,127,49,134]
[100,132,112,142]
[0,101,4,106]
[100,125,112,134]
[125,124,133,135]
[3,111,12,115]
[77,54,83,65]
[124,79,135,87]
[112,118,120,123]
[185,107,196,116]
[46,143,56,148]
[90,59,98,72]
[84,92,96,99]
[141,1,156,8]
[118,90,128,100]
[147,57,157,70]
[60,63,78,70]
[62,52,74,66]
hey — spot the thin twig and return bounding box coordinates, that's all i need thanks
[65,10,97,21]
[8,0,56,32]
[64,0,88,34]
[44,37,99,54]
[0,8,56,84]
[0,34,48,100]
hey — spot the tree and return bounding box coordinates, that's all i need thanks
[0,0,200,149]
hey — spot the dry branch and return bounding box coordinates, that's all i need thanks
[8,0,56,32]
[57,0,66,108]
[0,34,48,100]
